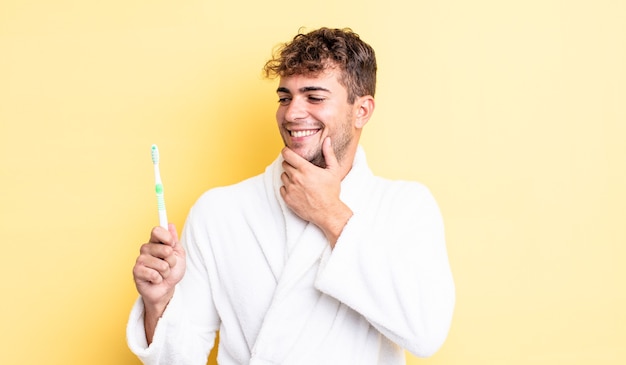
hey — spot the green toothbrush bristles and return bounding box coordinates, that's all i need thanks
[151,144,159,164]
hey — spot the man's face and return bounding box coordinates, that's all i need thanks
[276,68,357,168]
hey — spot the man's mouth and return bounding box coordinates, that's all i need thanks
[289,129,320,138]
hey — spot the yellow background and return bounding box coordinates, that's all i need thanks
[1,1,624,364]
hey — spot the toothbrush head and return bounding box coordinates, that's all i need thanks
[151,144,160,164]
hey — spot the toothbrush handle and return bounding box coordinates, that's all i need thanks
[156,183,168,229]
[158,209,168,229]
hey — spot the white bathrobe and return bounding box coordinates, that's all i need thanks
[127,147,455,364]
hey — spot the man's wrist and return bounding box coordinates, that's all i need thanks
[320,203,353,248]
[143,291,173,319]
[142,291,174,344]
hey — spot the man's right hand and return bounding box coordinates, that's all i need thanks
[132,223,186,344]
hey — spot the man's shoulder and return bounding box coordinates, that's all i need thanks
[361,175,438,211]
[370,175,431,196]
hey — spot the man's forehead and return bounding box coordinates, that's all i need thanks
[277,69,342,93]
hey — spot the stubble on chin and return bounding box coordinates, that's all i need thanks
[283,132,350,169]
[307,139,349,168]
[308,150,326,168]
[283,143,326,168]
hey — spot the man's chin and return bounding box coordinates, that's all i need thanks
[299,149,324,168]
[281,141,329,168]
[309,155,326,168]
[297,148,326,168]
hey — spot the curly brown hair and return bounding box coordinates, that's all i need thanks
[263,27,377,104]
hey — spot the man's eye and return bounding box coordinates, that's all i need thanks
[308,96,324,103]
[278,97,291,105]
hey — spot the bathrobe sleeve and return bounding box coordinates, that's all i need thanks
[127,205,220,365]
[315,181,455,357]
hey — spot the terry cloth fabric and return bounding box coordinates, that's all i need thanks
[127,146,455,365]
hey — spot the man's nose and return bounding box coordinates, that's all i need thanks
[284,98,307,121]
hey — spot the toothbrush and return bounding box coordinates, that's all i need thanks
[151,144,168,229]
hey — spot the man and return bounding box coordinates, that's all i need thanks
[128,27,455,364]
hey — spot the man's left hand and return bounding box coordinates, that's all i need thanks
[280,137,353,247]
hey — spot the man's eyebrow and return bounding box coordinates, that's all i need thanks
[276,86,331,93]
[301,86,331,93]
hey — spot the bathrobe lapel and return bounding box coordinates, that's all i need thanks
[250,148,373,364]
[249,155,325,362]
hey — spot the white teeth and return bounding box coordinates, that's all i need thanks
[291,130,318,138]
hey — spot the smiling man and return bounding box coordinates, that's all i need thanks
[275,71,365,168]
[127,27,455,365]
[275,67,370,248]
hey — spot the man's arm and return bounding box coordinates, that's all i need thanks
[315,184,455,357]
[132,224,186,344]
[128,205,220,365]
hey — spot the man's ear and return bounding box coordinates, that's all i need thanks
[354,95,375,129]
